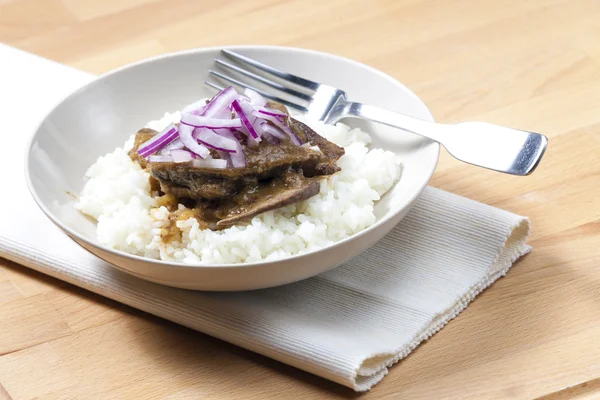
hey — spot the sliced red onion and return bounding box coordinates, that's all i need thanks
[170,149,193,163]
[193,128,237,153]
[231,130,244,141]
[137,123,179,157]
[182,99,208,115]
[230,151,246,168]
[239,122,261,147]
[203,86,238,118]
[215,129,243,141]
[244,88,267,107]
[180,113,242,129]
[142,87,308,168]
[237,96,265,137]
[215,150,232,167]
[250,115,265,138]
[247,135,260,147]
[260,122,287,139]
[231,100,261,141]
[218,130,246,168]
[213,108,232,120]
[158,138,185,155]
[192,159,228,169]
[177,123,210,159]
[237,123,249,137]
[261,130,280,145]
[236,94,251,103]
[148,155,174,163]
[259,114,302,145]
[254,107,287,119]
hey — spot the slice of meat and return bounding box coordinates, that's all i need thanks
[129,128,157,169]
[215,169,320,227]
[243,140,322,177]
[160,181,237,200]
[150,140,322,181]
[265,101,345,175]
[150,162,241,200]
[288,119,345,175]
[148,139,324,201]
[129,128,162,191]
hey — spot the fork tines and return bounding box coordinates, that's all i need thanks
[205,49,319,112]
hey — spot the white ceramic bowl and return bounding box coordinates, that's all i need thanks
[26,46,439,291]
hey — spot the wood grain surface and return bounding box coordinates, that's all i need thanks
[2,0,600,398]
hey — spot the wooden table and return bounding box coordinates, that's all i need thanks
[2,0,600,398]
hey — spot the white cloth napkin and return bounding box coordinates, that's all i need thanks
[0,44,531,391]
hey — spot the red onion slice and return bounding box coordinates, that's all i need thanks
[177,123,210,158]
[254,107,287,119]
[180,113,242,129]
[147,155,174,163]
[215,150,232,167]
[215,129,243,142]
[141,87,307,167]
[237,94,251,104]
[158,138,185,155]
[137,123,179,157]
[203,86,238,118]
[231,100,261,141]
[229,150,247,168]
[261,130,280,145]
[259,114,302,145]
[260,122,287,139]
[218,130,246,168]
[192,159,228,169]
[170,149,193,163]
[247,134,260,147]
[193,128,238,153]
[244,88,267,107]
[237,96,266,137]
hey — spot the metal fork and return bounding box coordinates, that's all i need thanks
[206,49,548,176]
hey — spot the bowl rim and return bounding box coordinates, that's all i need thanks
[25,44,439,270]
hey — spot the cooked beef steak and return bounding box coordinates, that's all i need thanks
[265,101,345,175]
[215,169,320,227]
[150,141,322,182]
[288,119,345,175]
[128,128,157,169]
[130,102,344,231]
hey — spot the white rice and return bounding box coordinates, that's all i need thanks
[76,112,402,264]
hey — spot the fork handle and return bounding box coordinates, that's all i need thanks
[339,102,548,176]
[344,102,453,141]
